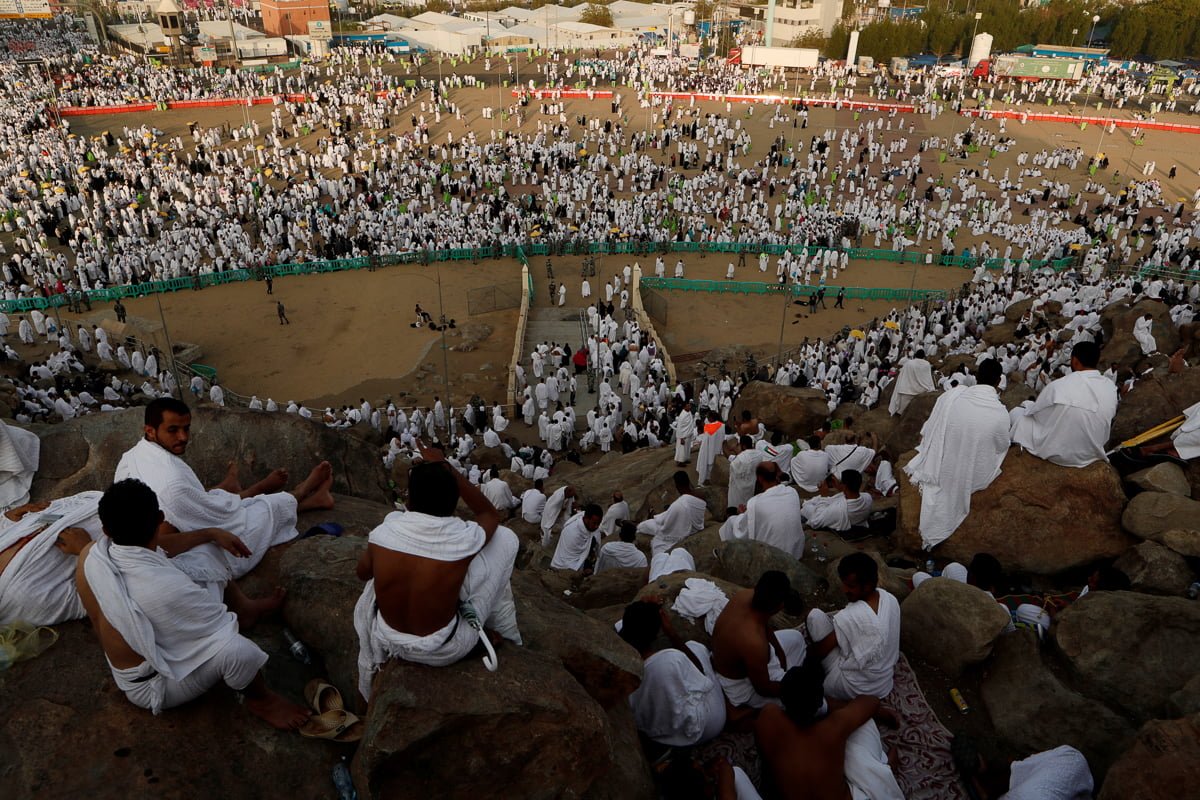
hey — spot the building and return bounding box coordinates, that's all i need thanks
[767,0,841,45]
[260,0,330,39]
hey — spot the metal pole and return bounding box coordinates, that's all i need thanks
[154,292,186,399]
[436,263,451,402]
[776,279,788,365]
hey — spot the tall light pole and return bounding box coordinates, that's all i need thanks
[409,266,452,403]
[1088,14,1100,48]
[1070,28,1078,48]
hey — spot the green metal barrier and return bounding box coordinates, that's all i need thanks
[0,241,1069,314]
[640,277,949,304]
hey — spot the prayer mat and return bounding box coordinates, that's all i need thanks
[881,653,969,800]
[694,652,968,800]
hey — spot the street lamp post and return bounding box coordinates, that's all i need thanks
[409,265,452,403]
[1070,28,1078,48]
[1088,14,1100,48]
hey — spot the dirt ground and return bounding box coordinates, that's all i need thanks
[49,70,1200,411]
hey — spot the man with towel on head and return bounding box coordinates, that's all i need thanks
[75,479,309,729]
[549,503,604,571]
[636,471,708,556]
[1010,341,1118,468]
[720,462,805,558]
[888,350,936,416]
[806,553,900,700]
[673,400,697,466]
[115,399,335,578]
[539,484,576,546]
[355,441,522,703]
[696,412,725,487]
[904,359,1011,550]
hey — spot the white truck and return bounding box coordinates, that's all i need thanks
[738,46,819,70]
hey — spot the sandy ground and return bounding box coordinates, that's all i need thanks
[46,66,1200,410]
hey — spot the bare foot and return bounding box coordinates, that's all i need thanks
[244,689,312,730]
[258,467,289,494]
[229,587,286,629]
[292,461,332,500]
[296,476,335,512]
[215,460,243,494]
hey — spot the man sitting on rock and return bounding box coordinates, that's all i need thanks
[806,553,900,700]
[354,441,521,703]
[904,359,1011,550]
[636,470,708,557]
[115,398,335,578]
[549,503,604,572]
[619,599,726,749]
[519,478,547,524]
[789,436,832,493]
[888,350,936,416]
[756,657,904,800]
[479,467,520,516]
[1009,341,1119,468]
[76,479,309,729]
[719,462,805,558]
[593,521,648,574]
[710,571,808,719]
[799,470,873,534]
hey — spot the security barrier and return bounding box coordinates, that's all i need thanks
[639,276,949,304]
[0,241,1063,314]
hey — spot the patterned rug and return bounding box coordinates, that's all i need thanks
[696,653,968,800]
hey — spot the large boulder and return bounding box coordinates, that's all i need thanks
[352,646,612,800]
[548,447,693,521]
[510,571,643,710]
[0,622,336,800]
[583,705,656,800]
[1113,541,1194,595]
[1145,528,1200,558]
[1122,492,1200,540]
[981,631,1135,782]
[1099,297,1179,373]
[1126,462,1192,497]
[826,551,914,604]
[30,406,390,505]
[469,445,510,473]
[882,391,940,457]
[565,568,649,611]
[1098,714,1200,800]
[1053,592,1200,721]
[896,447,1132,575]
[708,538,829,607]
[728,381,830,440]
[1109,366,1200,449]
[900,578,1011,675]
[279,535,367,702]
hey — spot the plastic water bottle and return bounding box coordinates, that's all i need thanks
[283,628,311,665]
[332,757,357,800]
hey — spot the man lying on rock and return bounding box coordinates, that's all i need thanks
[354,440,522,704]
[76,479,310,729]
[115,398,335,578]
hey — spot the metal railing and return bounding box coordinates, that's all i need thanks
[639,277,950,304]
[0,242,1073,314]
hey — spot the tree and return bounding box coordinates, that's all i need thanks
[578,2,613,28]
[789,29,828,51]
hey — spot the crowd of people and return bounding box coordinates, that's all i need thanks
[2,14,1200,800]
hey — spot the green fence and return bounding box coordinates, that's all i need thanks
[639,277,949,304]
[1,240,1067,314]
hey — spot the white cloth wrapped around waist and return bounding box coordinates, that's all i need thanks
[0,491,103,626]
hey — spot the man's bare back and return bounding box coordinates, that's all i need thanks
[710,589,767,681]
[757,698,880,800]
[367,548,472,637]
